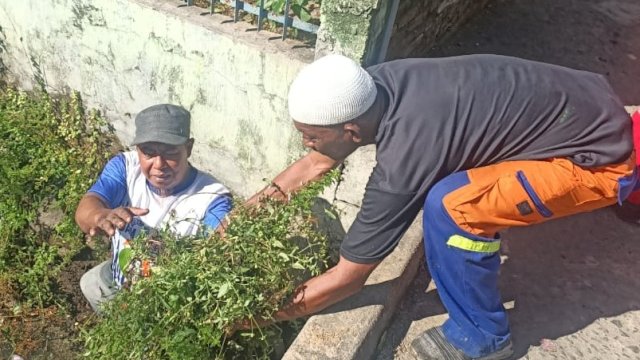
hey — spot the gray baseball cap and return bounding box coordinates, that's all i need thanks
[131,104,191,146]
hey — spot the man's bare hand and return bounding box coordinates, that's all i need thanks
[88,207,149,237]
[225,316,272,337]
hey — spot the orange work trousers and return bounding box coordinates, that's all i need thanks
[443,153,637,237]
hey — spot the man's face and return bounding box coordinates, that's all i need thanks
[136,140,193,191]
[293,121,358,160]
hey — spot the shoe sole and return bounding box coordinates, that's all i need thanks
[410,328,514,360]
[474,341,514,360]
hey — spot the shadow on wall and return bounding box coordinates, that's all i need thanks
[300,198,401,311]
[311,198,347,267]
[423,0,640,104]
[380,206,640,358]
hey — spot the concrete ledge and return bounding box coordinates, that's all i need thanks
[283,215,424,359]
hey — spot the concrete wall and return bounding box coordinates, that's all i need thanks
[0,0,494,220]
[386,0,492,60]
[313,0,492,66]
[315,0,398,66]
[0,0,315,197]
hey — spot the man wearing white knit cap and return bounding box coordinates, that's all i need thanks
[247,54,638,359]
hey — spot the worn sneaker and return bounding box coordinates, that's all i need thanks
[411,326,513,360]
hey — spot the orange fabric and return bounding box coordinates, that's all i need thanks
[443,153,636,237]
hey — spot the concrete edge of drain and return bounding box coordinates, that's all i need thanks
[283,214,424,360]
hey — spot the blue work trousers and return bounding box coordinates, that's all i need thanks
[423,171,510,357]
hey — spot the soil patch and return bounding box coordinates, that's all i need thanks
[1,251,102,359]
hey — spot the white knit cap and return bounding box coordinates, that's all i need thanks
[288,54,377,126]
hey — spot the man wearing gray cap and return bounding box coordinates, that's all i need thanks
[75,104,232,312]
[247,54,638,359]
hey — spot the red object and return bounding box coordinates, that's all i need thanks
[633,110,640,159]
[628,110,640,205]
[628,191,640,204]
[141,259,151,277]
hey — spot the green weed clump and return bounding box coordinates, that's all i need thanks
[83,172,339,359]
[0,88,115,308]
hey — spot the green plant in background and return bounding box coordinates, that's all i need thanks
[265,0,313,22]
[0,88,116,308]
[191,0,320,43]
[82,171,339,359]
[200,0,318,21]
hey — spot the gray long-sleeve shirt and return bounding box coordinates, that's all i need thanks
[341,54,633,263]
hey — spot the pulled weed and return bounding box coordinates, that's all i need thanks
[83,171,339,359]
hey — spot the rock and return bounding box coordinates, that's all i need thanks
[540,338,557,352]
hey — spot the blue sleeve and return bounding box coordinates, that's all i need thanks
[202,195,233,230]
[88,154,129,209]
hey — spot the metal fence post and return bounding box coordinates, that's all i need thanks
[182,0,319,38]
[257,0,266,32]
[282,0,290,40]
[234,0,241,22]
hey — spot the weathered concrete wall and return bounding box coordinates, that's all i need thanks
[386,0,492,60]
[315,0,398,66]
[0,0,315,197]
[315,0,491,66]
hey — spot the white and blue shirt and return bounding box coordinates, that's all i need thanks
[88,151,232,288]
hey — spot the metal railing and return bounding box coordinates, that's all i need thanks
[182,0,319,40]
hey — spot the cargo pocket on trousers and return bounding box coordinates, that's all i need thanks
[515,170,554,218]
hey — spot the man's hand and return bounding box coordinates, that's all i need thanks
[223,256,379,336]
[226,316,272,336]
[75,193,149,238]
[88,206,149,237]
[273,256,379,322]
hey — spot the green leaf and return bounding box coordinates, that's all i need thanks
[217,282,231,298]
[118,248,133,272]
[296,6,312,22]
[270,0,285,14]
[324,208,337,220]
